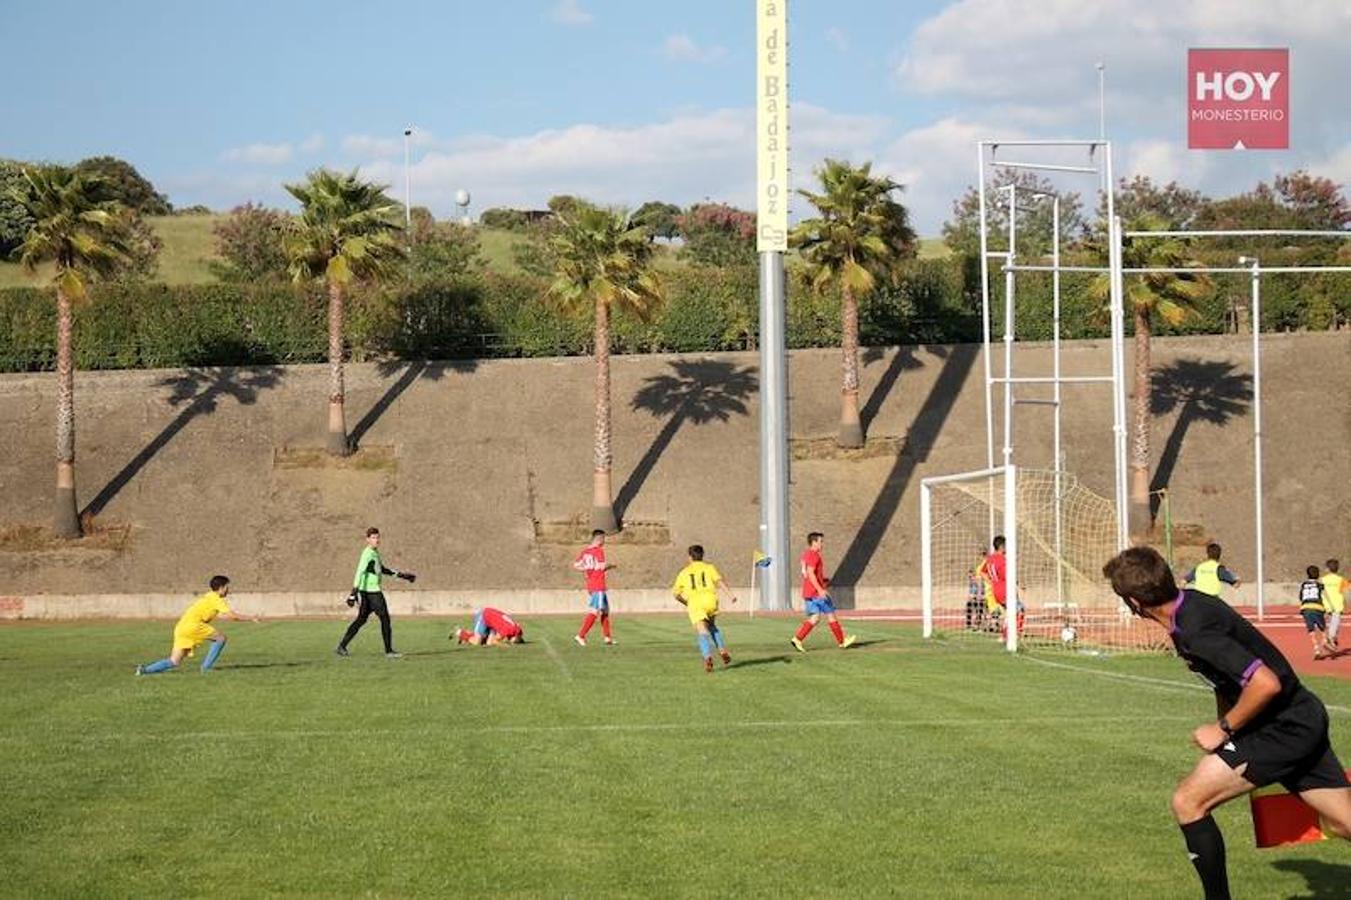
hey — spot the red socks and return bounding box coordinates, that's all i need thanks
[829,620,845,644]
[795,621,815,641]
[579,613,597,638]
[601,615,612,639]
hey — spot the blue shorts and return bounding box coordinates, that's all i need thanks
[1302,610,1327,632]
[472,611,489,638]
[804,596,836,616]
[588,592,609,612]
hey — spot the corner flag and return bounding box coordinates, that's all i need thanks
[753,551,772,568]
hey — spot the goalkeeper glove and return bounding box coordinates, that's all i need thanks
[345,589,359,607]
[396,571,417,583]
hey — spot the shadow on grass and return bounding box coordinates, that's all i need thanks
[1269,859,1351,899]
[845,638,890,650]
[726,654,792,670]
[223,660,319,671]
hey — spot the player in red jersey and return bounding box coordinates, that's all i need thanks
[790,532,856,652]
[977,535,1023,637]
[573,529,617,646]
[453,607,525,645]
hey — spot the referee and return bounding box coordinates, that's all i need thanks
[1103,546,1351,900]
[336,526,415,659]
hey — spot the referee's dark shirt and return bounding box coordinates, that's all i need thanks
[1169,589,1306,717]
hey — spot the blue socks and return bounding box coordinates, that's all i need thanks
[201,639,227,672]
[141,658,176,674]
[696,632,712,658]
[709,624,726,650]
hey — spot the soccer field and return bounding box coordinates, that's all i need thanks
[2,616,1348,898]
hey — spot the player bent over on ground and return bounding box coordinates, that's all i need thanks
[673,544,738,673]
[453,607,525,645]
[1103,546,1351,900]
[573,529,617,646]
[790,531,856,652]
[135,575,259,675]
[336,526,416,659]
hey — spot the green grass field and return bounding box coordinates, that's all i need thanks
[4,615,1346,897]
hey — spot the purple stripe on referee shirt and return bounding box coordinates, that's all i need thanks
[1169,591,1187,634]
[1240,659,1264,686]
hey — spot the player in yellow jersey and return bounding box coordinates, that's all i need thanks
[1321,559,1349,651]
[135,575,259,675]
[672,544,738,673]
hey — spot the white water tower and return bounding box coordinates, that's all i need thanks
[455,188,471,225]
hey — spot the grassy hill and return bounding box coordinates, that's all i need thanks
[0,214,950,288]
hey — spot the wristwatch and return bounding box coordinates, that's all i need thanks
[1218,717,1235,736]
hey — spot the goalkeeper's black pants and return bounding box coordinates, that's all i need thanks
[340,591,394,653]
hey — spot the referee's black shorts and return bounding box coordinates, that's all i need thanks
[1216,690,1350,792]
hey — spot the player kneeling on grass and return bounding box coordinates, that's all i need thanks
[135,575,259,675]
[791,531,855,652]
[453,607,525,645]
[1104,546,1351,900]
[673,545,738,673]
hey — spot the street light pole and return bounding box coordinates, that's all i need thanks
[403,127,413,242]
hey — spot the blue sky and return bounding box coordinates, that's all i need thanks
[3,0,1347,233]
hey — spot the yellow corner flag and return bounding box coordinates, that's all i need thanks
[753,551,772,568]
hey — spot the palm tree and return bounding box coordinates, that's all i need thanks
[9,167,133,537]
[549,203,663,532]
[1093,215,1211,533]
[284,169,405,455]
[792,159,916,447]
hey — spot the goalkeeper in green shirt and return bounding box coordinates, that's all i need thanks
[336,526,416,658]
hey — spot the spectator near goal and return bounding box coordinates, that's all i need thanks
[1184,542,1240,599]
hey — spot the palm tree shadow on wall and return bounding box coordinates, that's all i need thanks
[82,362,285,518]
[614,360,758,524]
[830,344,979,605]
[859,346,924,435]
[348,358,479,450]
[1148,358,1252,520]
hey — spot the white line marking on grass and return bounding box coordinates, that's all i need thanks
[1022,655,1351,717]
[539,635,572,680]
[0,714,1199,744]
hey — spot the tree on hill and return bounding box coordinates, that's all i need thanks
[0,159,38,258]
[1098,176,1207,231]
[8,166,134,537]
[549,202,663,531]
[678,202,756,267]
[284,170,405,456]
[73,156,172,216]
[409,208,483,279]
[1091,215,1212,533]
[212,203,290,282]
[632,201,682,241]
[943,170,1087,258]
[793,159,917,448]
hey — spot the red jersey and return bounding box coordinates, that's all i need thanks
[800,548,828,599]
[574,545,608,593]
[482,607,522,638]
[980,551,1007,605]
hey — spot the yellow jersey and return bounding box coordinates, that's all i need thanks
[673,561,723,613]
[176,590,230,630]
[1321,573,1348,614]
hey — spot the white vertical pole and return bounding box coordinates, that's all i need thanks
[403,128,413,236]
[1003,184,1016,468]
[1104,139,1128,550]
[921,481,933,639]
[1004,463,1019,652]
[977,146,995,541]
[1096,63,1106,142]
[1052,197,1064,609]
[1244,257,1265,620]
[749,563,757,619]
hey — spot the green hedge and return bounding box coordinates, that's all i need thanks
[4,253,1333,373]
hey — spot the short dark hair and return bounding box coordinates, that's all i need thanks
[807,531,824,545]
[688,544,705,561]
[209,575,230,593]
[1308,565,1321,580]
[591,529,606,539]
[1328,559,1341,573]
[1206,542,1222,560]
[992,535,1006,551]
[1103,546,1178,608]
[366,527,380,537]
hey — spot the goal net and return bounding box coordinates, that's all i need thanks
[920,466,1166,653]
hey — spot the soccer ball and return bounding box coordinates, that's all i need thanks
[1060,625,1077,645]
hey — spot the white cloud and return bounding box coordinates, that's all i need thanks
[298,133,325,154]
[221,141,293,166]
[825,26,849,54]
[661,34,727,64]
[549,0,592,26]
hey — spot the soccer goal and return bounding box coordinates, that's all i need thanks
[921,465,1166,653]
